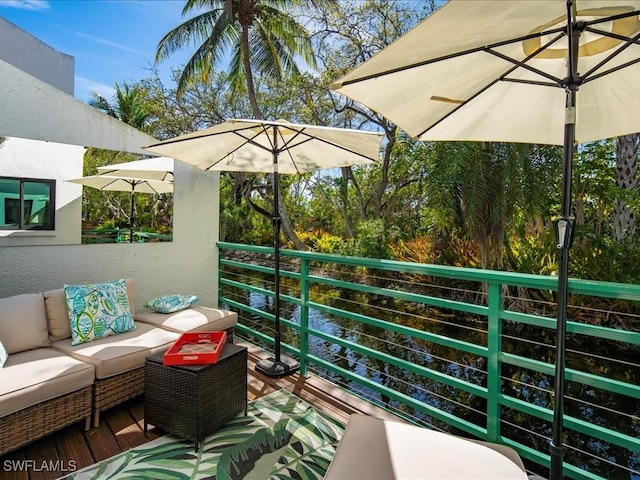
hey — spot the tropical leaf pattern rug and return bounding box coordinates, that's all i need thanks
[61,389,345,480]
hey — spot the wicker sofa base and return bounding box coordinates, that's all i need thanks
[91,327,235,427]
[0,386,92,457]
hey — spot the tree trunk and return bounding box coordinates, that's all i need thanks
[238,19,306,250]
[614,134,638,242]
[277,186,306,251]
[240,23,261,119]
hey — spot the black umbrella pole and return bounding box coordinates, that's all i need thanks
[551,61,578,478]
[255,164,299,378]
[274,197,282,363]
[129,190,134,243]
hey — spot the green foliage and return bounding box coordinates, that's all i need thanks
[296,231,343,254]
[83,1,640,288]
[353,219,393,259]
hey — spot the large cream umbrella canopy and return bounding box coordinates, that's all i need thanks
[331,2,640,479]
[67,175,173,243]
[144,118,383,378]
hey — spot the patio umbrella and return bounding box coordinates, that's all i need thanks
[67,175,173,243]
[144,119,383,377]
[97,157,174,182]
[330,1,640,478]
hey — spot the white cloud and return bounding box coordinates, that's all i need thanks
[0,0,50,10]
[69,30,150,57]
[75,76,115,103]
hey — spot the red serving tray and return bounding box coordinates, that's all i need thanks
[163,331,227,366]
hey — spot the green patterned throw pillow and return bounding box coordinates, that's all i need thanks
[64,279,135,346]
[0,340,7,368]
[144,294,199,314]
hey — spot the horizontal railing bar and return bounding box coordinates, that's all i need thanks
[500,395,640,452]
[502,352,640,399]
[308,327,488,398]
[220,258,300,281]
[220,278,301,307]
[219,242,640,300]
[501,310,640,344]
[308,274,489,317]
[306,353,488,439]
[220,296,301,333]
[310,301,488,357]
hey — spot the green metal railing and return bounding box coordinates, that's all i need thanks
[218,242,640,480]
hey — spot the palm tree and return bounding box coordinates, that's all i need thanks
[89,83,153,131]
[614,134,639,242]
[88,83,167,234]
[155,0,322,120]
[156,0,332,250]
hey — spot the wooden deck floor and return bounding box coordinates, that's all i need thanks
[0,341,398,480]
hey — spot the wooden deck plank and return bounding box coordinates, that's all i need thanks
[1,340,399,479]
[128,402,162,442]
[23,437,59,480]
[102,404,148,452]
[1,449,28,480]
[82,418,123,462]
[49,425,94,476]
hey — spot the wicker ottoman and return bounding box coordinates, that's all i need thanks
[144,343,247,451]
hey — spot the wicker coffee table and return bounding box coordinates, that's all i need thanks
[144,343,247,451]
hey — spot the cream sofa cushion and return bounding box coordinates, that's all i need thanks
[52,322,179,379]
[135,307,237,333]
[0,347,95,417]
[324,414,527,480]
[0,293,50,354]
[44,278,136,342]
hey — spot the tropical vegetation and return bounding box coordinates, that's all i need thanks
[83,0,640,301]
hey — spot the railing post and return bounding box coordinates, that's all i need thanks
[299,257,310,376]
[217,245,224,308]
[486,282,503,443]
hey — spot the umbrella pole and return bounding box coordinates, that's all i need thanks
[551,4,579,478]
[255,130,299,378]
[130,184,135,243]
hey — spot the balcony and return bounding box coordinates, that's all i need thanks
[2,242,638,479]
[219,242,640,480]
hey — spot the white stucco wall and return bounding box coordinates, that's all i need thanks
[0,160,221,309]
[0,136,83,246]
[0,18,223,309]
[0,17,74,96]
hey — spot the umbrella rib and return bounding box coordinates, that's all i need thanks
[202,127,272,170]
[335,27,566,87]
[416,30,570,139]
[581,9,640,29]
[581,29,640,83]
[484,30,566,86]
[277,128,311,175]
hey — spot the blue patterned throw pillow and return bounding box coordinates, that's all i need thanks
[0,340,7,368]
[144,294,199,314]
[64,279,135,346]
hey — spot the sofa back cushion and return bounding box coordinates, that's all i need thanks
[0,293,50,354]
[64,279,135,346]
[44,278,135,342]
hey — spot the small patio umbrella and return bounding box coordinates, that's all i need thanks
[97,157,174,182]
[67,175,173,243]
[330,1,640,478]
[144,119,383,377]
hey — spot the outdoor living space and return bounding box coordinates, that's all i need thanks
[3,3,640,480]
[0,341,400,480]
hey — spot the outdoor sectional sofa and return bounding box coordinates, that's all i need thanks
[0,279,237,456]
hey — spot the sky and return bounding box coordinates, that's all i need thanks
[0,0,197,103]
